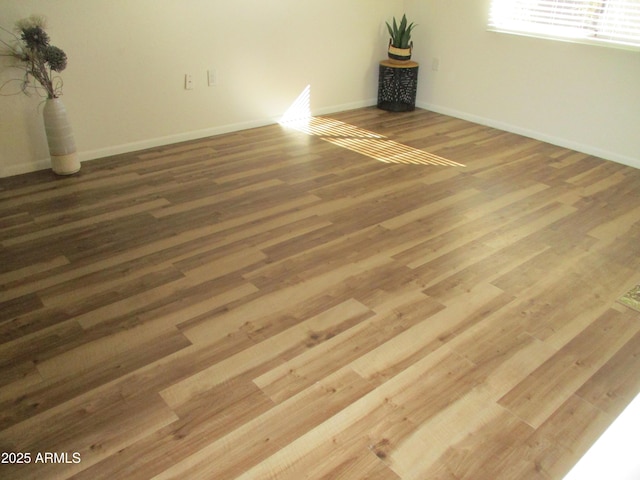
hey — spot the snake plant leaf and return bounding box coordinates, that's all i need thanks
[386,14,417,48]
[403,23,416,47]
[400,30,410,48]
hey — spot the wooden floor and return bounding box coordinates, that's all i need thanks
[1,107,639,479]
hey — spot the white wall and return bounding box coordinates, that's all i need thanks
[2,1,638,177]
[0,0,401,177]
[405,0,640,169]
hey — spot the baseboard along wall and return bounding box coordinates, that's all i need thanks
[4,98,637,177]
[417,102,640,171]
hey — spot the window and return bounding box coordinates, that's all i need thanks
[488,0,640,49]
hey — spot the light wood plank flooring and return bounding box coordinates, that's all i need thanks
[1,107,639,479]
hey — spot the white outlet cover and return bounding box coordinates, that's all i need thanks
[185,74,194,90]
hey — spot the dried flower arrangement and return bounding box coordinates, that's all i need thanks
[0,14,67,99]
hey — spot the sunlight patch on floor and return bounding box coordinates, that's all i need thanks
[279,85,465,167]
[283,116,382,139]
[563,393,640,480]
[282,116,465,167]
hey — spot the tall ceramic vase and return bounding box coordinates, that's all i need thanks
[43,97,81,175]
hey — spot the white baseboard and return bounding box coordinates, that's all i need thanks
[312,99,377,117]
[77,98,375,162]
[2,99,376,178]
[417,102,640,170]
[17,99,631,176]
[78,117,280,164]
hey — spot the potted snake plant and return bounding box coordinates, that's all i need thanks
[386,14,417,63]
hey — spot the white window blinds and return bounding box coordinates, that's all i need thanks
[488,0,640,48]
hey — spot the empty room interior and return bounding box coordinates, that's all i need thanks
[1,1,640,479]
